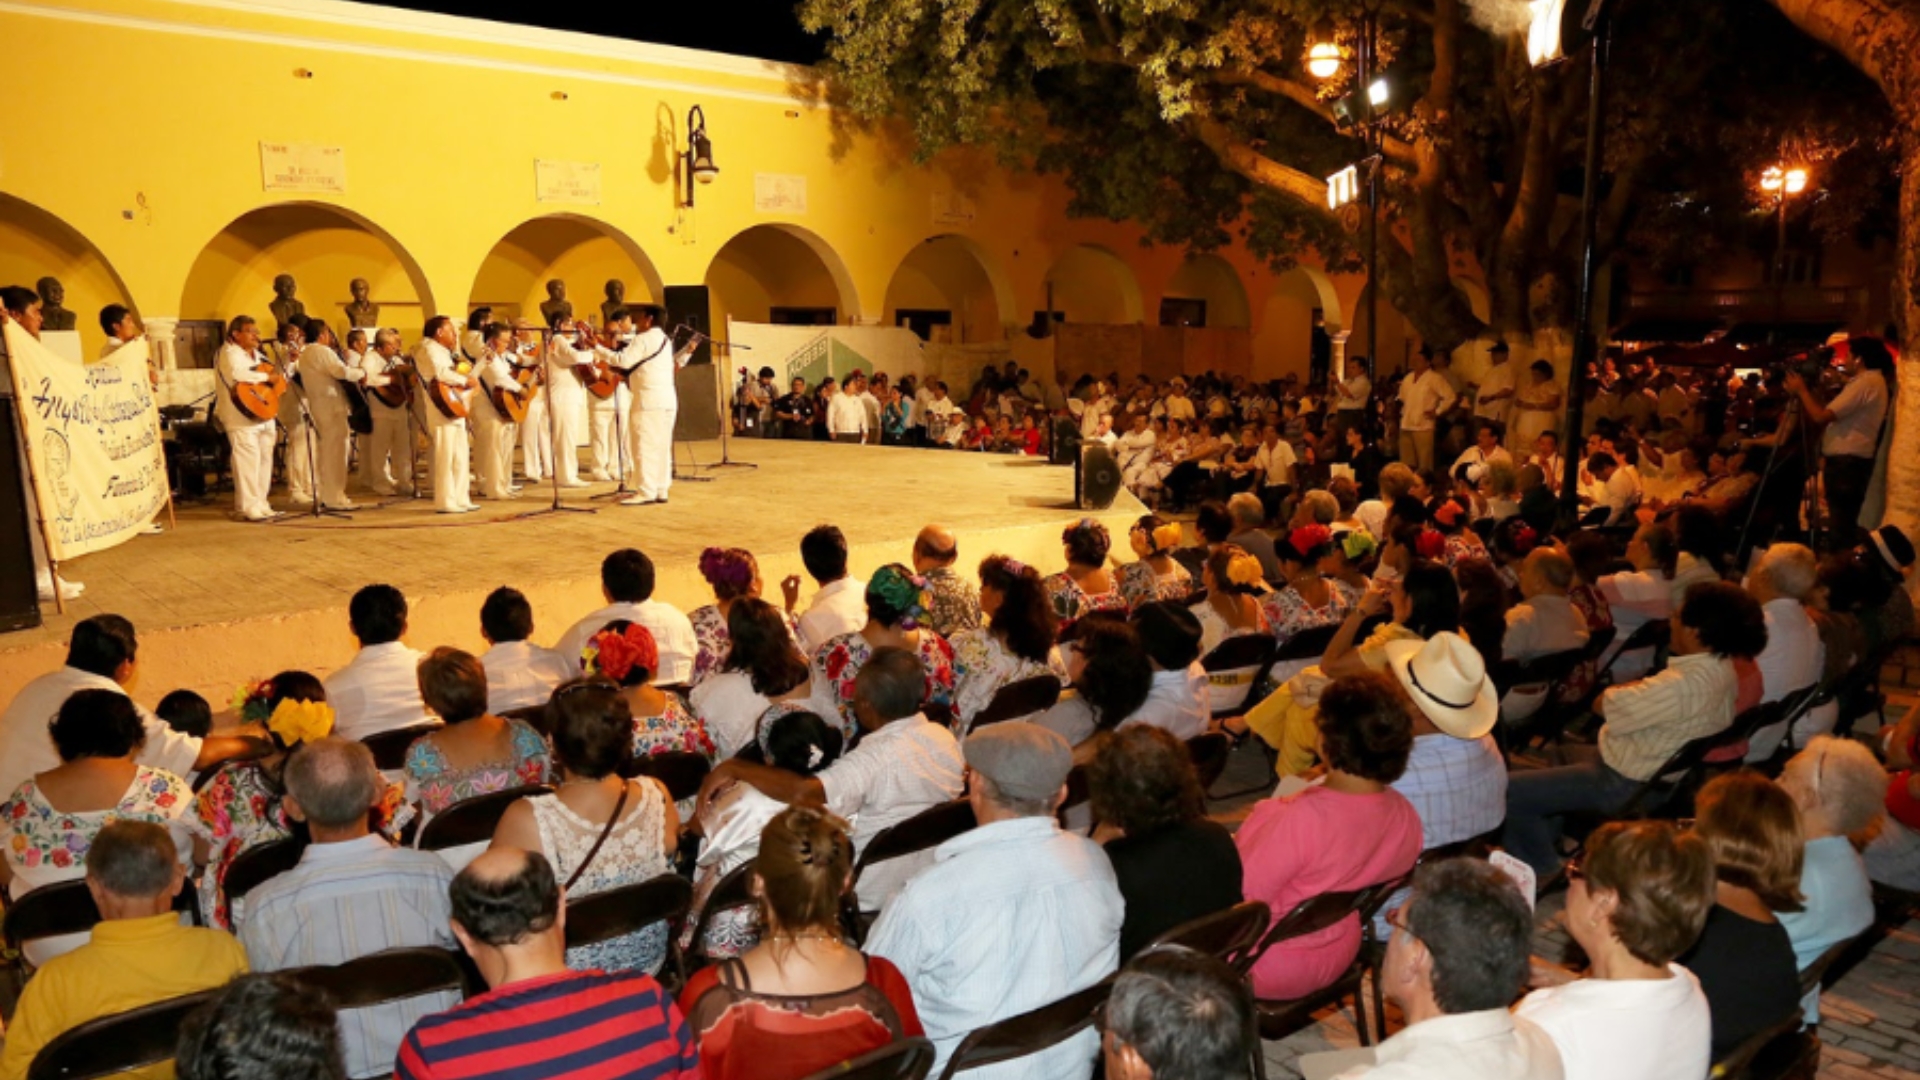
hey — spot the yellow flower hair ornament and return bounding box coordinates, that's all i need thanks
[268,699,335,747]
[1152,523,1184,553]
[1227,553,1265,588]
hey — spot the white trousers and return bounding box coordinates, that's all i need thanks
[589,386,629,480]
[428,415,474,512]
[635,407,676,501]
[228,421,277,518]
[472,409,517,499]
[281,416,312,501]
[521,389,549,480]
[361,409,411,495]
[546,388,584,484]
[310,408,354,507]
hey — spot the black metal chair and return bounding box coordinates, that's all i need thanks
[417,785,552,851]
[284,944,476,1007]
[1273,622,1341,665]
[1186,732,1233,791]
[851,801,977,904]
[3,879,200,974]
[686,860,760,971]
[500,704,549,735]
[1594,618,1670,686]
[188,736,275,793]
[361,723,443,771]
[1137,900,1270,969]
[801,1037,937,1080]
[970,676,1064,731]
[1199,634,1280,719]
[934,977,1114,1080]
[620,751,712,803]
[222,835,308,908]
[26,988,220,1080]
[1246,878,1404,1046]
[1708,1008,1808,1080]
[565,873,694,994]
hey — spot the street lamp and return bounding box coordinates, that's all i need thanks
[1761,164,1811,319]
[1306,24,1343,79]
[1527,0,1570,66]
[682,104,719,208]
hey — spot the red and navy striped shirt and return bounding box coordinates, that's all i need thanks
[396,968,703,1080]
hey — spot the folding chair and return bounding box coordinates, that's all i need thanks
[4,879,200,977]
[620,751,712,803]
[1708,1008,1807,1080]
[969,676,1064,732]
[686,860,760,971]
[361,723,443,771]
[1186,733,1233,791]
[26,988,220,1080]
[284,944,477,1007]
[801,1038,936,1080]
[500,704,549,735]
[934,977,1114,1080]
[417,785,552,851]
[222,835,308,908]
[1199,634,1279,719]
[1138,900,1270,969]
[1245,879,1403,1046]
[850,800,976,926]
[565,873,694,993]
[1594,619,1670,687]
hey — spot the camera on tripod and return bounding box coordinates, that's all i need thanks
[1779,345,1834,382]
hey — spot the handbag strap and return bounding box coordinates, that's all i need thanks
[564,782,630,892]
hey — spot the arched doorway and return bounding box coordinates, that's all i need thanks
[1254,266,1343,382]
[0,193,137,359]
[705,224,859,331]
[1161,253,1250,329]
[179,203,435,355]
[882,235,1012,343]
[468,214,665,328]
[1042,244,1144,326]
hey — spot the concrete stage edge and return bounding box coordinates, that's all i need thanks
[0,440,1143,706]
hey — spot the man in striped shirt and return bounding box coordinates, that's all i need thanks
[397,847,701,1080]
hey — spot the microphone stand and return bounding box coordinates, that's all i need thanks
[677,325,756,473]
[592,385,637,502]
[273,373,350,522]
[516,329,596,520]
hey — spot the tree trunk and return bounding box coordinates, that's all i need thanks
[1877,127,1920,534]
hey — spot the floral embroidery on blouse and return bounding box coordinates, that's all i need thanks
[1261,582,1353,647]
[2,766,187,873]
[1043,572,1130,632]
[404,719,552,816]
[812,631,957,736]
[1562,582,1615,702]
[634,694,718,762]
[1116,561,1194,609]
[922,569,982,638]
[1441,533,1485,569]
[689,605,731,687]
[950,628,1067,730]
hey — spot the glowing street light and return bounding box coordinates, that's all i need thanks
[1368,78,1390,107]
[1306,24,1343,79]
[1760,165,1809,195]
[1327,165,1361,211]
[1528,0,1570,66]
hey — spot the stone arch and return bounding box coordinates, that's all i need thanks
[1042,244,1145,325]
[468,213,666,327]
[179,201,437,340]
[704,223,861,330]
[0,192,139,359]
[882,234,1015,343]
[1161,253,1251,329]
[1254,266,1345,381]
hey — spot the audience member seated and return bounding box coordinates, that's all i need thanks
[326,584,435,741]
[1191,544,1269,654]
[868,722,1122,1080]
[1263,525,1353,651]
[680,808,923,1080]
[1224,493,1281,583]
[692,598,819,759]
[1743,543,1826,760]
[1117,515,1194,608]
[914,524,983,638]
[240,737,458,1079]
[690,547,777,686]
[1855,524,1916,656]
[1679,772,1806,1059]
[704,648,963,910]
[584,622,717,762]
[1595,523,1678,682]
[788,525,868,653]
[683,712,844,961]
[1046,519,1131,633]
[950,555,1065,733]
[1326,859,1562,1080]
[397,849,699,1080]
[1356,463,1420,541]
[1238,673,1421,1000]
[1776,738,1885,1022]
[1102,948,1256,1080]
[0,822,249,1080]
[1036,619,1155,749]
[0,615,249,801]
[1560,532,1616,703]
[1669,505,1725,603]
[1427,496,1486,569]
[1,690,195,967]
[1516,821,1714,1080]
[1111,605,1204,744]
[1089,727,1242,958]
[1453,558,1511,670]
[555,549,698,685]
[177,973,346,1080]
[1500,547,1590,722]
[808,564,957,736]
[492,679,677,974]
[476,587,573,715]
[155,690,213,739]
[1503,582,1764,881]
[405,647,552,829]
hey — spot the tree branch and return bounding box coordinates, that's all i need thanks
[1203,69,1421,166]
[1189,116,1335,209]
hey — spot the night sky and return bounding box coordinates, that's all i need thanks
[371,0,827,63]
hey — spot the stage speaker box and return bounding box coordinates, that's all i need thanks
[1051,417,1081,466]
[664,285,722,442]
[1076,443,1122,511]
[0,397,44,632]
[665,285,712,367]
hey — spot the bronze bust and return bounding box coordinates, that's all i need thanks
[345,277,379,329]
[36,277,75,332]
[269,274,306,335]
[601,279,627,323]
[539,279,573,328]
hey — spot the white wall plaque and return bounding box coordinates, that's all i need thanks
[535,159,602,205]
[260,142,346,194]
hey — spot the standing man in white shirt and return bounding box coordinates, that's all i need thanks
[323,584,434,742]
[1396,348,1457,473]
[1786,336,1893,551]
[414,316,475,514]
[544,318,596,488]
[1335,359,1373,437]
[783,525,868,652]
[213,314,281,522]
[552,548,698,683]
[1451,422,1514,484]
[477,587,573,714]
[358,329,414,498]
[619,304,692,505]
[1472,341,1517,442]
[268,320,314,508]
[297,320,367,511]
[513,320,550,484]
[468,322,522,502]
[826,376,869,444]
[855,373,883,443]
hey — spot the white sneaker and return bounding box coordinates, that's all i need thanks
[36,578,84,601]
[589,471,612,482]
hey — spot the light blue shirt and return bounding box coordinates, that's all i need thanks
[1778,834,1874,1023]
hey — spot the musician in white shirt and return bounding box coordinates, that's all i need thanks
[469,322,523,501]
[513,321,551,483]
[358,329,414,497]
[596,306,672,502]
[1451,422,1513,484]
[580,310,631,485]
[297,321,366,510]
[415,316,475,514]
[213,315,279,522]
[620,303,694,505]
[269,320,314,506]
[545,320,595,487]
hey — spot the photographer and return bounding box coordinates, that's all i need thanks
[1786,336,1893,550]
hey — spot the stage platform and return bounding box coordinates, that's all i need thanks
[0,440,1142,705]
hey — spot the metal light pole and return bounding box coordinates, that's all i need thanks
[1553,0,1614,528]
[1761,164,1809,323]
[1362,12,1379,381]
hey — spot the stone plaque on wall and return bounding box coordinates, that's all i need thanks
[260,142,346,194]
[535,160,602,205]
[754,173,808,215]
[932,190,976,225]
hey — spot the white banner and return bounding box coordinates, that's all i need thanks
[5,324,167,560]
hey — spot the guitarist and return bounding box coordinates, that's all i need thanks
[470,322,523,502]
[214,315,280,522]
[359,329,414,498]
[415,315,476,514]
[609,303,694,507]
[585,320,629,486]
[296,319,368,511]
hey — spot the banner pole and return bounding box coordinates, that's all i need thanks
[2,324,67,615]
[146,348,178,532]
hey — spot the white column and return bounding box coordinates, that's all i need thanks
[1331,329,1352,381]
[143,317,179,371]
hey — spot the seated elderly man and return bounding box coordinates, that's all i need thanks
[913,524,981,637]
[1225,493,1281,583]
[1743,543,1826,760]
[868,722,1122,1080]
[1777,738,1886,1024]
[1102,948,1256,1080]
[240,737,458,1079]
[1501,547,1590,723]
[0,821,249,1080]
[1502,582,1765,882]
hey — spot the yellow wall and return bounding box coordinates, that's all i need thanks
[0,195,134,360]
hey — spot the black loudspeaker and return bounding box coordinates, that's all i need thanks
[0,397,44,632]
[1051,417,1081,466]
[664,285,712,367]
[665,284,721,442]
[1077,443,1122,511]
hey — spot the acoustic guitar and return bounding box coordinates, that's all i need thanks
[490,359,541,424]
[229,355,288,422]
[427,375,469,420]
[583,337,663,400]
[368,362,412,409]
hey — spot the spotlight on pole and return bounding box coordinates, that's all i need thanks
[1327,165,1362,211]
[1368,77,1390,107]
[1528,0,1570,66]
